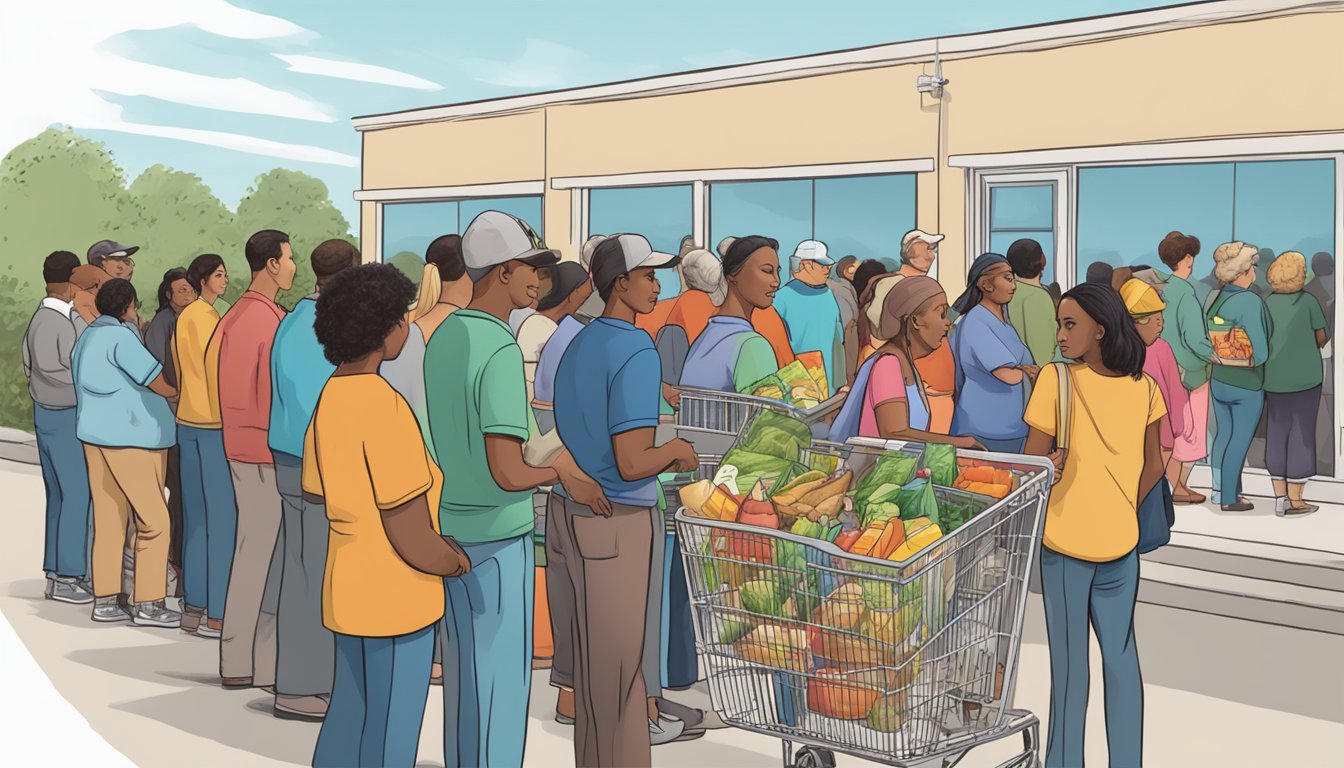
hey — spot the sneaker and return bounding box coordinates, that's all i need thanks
[274,694,328,721]
[92,596,131,623]
[132,600,182,628]
[46,578,94,605]
[649,715,686,746]
[196,618,223,639]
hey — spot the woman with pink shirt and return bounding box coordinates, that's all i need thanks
[1122,279,1189,470]
[829,276,983,448]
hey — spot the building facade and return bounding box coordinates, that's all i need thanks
[353,0,1344,494]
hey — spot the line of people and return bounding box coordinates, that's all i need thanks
[22,213,1330,768]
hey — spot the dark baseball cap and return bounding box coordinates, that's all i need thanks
[590,234,680,295]
[537,262,590,311]
[87,240,139,267]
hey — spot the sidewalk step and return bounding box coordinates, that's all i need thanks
[1144,531,1344,592]
[1139,561,1344,635]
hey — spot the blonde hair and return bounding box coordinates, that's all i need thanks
[1213,241,1259,284]
[409,263,442,321]
[1267,251,1307,294]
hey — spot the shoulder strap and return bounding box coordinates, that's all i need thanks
[1206,288,1229,321]
[1052,361,1072,450]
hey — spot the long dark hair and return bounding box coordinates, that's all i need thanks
[1061,283,1146,379]
[157,267,188,313]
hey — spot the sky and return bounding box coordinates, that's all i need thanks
[0,0,1178,229]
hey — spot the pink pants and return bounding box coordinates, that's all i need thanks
[1173,382,1209,463]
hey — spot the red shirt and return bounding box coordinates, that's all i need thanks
[214,291,286,464]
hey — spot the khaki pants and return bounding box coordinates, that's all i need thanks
[84,445,170,604]
[221,461,280,684]
[554,495,654,768]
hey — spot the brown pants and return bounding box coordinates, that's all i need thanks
[84,445,170,604]
[554,495,654,768]
[221,461,281,684]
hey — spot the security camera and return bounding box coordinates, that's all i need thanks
[917,74,948,97]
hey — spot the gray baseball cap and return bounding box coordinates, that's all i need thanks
[590,234,681,295]
[462,211,558,275]
[87,239,139,267]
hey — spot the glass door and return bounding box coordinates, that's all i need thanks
[976,170,1072,292]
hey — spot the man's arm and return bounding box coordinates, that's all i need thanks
[484,433,559,491]
[611,428,698,482]
[382,495,469,577]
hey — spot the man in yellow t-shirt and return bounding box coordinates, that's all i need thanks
[171,253,237,639]
[304,263,469,767]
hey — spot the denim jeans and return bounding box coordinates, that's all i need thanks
[1041,547,1144,768]
[177,425,237,619]
[1209,380,1264,505]
[313,623,435,768]
[442,535,533,768]
[33,404,90,579]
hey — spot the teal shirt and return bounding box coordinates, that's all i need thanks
[1206,285,1271,391]
[1161,274,1215,390]
[773,280,844,391]
[1006,281,1058,365]
[425,309,536,543]
[1264,292,1328,394]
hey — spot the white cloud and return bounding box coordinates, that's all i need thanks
[463,39,596,89]
[274,54,443,91]
[76,121,358,167]
[683,49,754,69]
[0,0,347,165]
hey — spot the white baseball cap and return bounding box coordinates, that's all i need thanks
[462,210,559,274]
[902,229,945,248]
[792,239,835,266]
[590,234,681,294]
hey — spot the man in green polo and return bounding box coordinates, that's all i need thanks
[425,210,608,768]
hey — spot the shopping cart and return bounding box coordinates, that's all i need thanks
[674,431,1052,768]
[676,387,845,456]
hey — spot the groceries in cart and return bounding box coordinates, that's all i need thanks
[743,354,829,408]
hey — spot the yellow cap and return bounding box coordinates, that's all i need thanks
[1120,278,1166,316]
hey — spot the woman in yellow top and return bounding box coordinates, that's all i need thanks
[171,253,237,637]
[304,264,471,768]
[1024,283,1164,768]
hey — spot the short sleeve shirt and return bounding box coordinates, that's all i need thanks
[1025,363,1166,562]
[72,316,175,450]
[534,315,585,405]
[679,316,780,393]
[554,318,663,506]
[302,375,444,637]
[424,309,535,543]
[950,305,1034,441]
[173,299,223,428]
[858,354,930,437]
[1264,292,1328,393]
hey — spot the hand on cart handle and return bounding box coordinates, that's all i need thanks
[951,435,987,451]
[668,438,700,473]
[663,384,682,410]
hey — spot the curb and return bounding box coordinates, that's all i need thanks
[0,429,39,466]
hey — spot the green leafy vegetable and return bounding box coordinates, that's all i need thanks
[918,443,959,487]
[700,537,721,592]
[719,615,756,644]
[864,501,902,529]
[853,454,919,522]
[737,411,812,463]
[721,449,798,494]
[741,579,786,617]
[894,477,940,528]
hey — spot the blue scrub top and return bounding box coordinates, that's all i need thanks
[950,304,1033,441]
[773,280,844,390]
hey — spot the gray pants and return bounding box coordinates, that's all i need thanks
[221,461,281,684]
[273,453,335,697]
[552,495,656,768]
[547,492,664,699]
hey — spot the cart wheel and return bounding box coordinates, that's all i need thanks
[794,746,836,768]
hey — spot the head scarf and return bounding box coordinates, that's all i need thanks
[1119,278,1166,316]
[951,253,1009,316]
[863,273,904,342]
[878,276,945,341]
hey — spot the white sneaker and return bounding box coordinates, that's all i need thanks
[92,597,131,623]
[132,600,182,628]
[46,577,94,605]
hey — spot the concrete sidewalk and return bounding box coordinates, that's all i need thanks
[2,458,1341,767]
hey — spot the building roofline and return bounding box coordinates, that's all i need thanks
[352,0,1341,131]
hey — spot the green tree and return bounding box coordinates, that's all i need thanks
[124,165,239,318]
[234,170,353,310]
[388,250,425,285]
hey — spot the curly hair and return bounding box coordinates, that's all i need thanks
[95,278,137,319]
[314,263,416,365]
[1213,241,1258,284]
[1267,251,1307,294]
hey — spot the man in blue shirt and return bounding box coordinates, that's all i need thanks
[265,238,358,721]
[553,234,699,767]
[773,239,844,391]
[71,279,180,628]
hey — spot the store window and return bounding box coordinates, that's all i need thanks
[381,196,543,286]
[988,184,1059,286]
[709,174,917,276]
[589,184,693,296]
[1077,157,1337,475]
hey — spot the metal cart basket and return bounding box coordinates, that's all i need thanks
[676,387,845,455]
[674,430,1052,768]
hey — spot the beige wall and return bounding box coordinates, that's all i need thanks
[359,9,1344,289]
[359,202,377,263]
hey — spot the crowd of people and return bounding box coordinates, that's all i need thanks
[20,210,1330,768]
